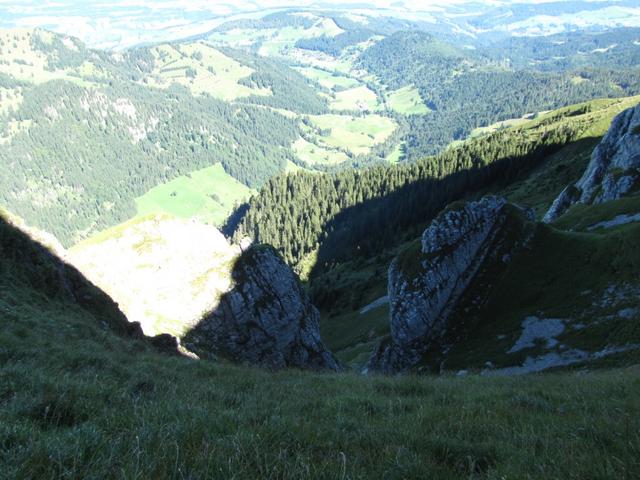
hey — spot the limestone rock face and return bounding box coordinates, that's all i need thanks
[192,245,340,371]
[544,103,640,222]
[367,197,533,374]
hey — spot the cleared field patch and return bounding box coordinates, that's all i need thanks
[143,42,270,101]
[387,86,430,115]
[285,160,304,173]
[292,137,349,166]
[470,115,534,138]
[307,113,397,155]
[135,163,254,226]
[385,141,405,164]
[0,29,99,85]
[331,85,380,112]
[294,66,360,90]
[0,87,23,115]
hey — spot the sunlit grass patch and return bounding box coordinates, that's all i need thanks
[330,85,380,112]
[134,163,254,226]
[306,113,397,155]
[143,42,270,100]
[387,85,430,115]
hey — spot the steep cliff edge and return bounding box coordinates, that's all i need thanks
[544,103,640,222]
[69,215,240,338]
[186,245,340,371]
[367,197,535,374]
[0,210,139,339]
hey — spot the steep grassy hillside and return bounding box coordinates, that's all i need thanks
[425,203,640,374]
[311,97,639,368]
[69,215,240,338]
[1,218,639,478]
[0,210,133,335]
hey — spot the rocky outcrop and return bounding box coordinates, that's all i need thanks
[544,103,640,222]
[367,197,534,374]
[189,245,340,371]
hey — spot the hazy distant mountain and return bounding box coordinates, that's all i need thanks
[2,0,640,50]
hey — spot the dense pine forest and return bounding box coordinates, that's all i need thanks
[359,31,640,158]
[229,99,634,271]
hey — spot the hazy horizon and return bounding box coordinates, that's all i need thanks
[1,0,639,50]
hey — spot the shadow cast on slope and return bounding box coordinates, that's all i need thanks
[181,245,341,371]
[0,213,180,354]
[308,136,600,279]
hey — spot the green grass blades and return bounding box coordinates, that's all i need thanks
[2,289,640,478]
[134,164,254,226]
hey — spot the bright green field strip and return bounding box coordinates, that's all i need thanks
[385,142,405,164]
[293,137,349,165]
[295,67,360,90]
[308,114,397,155]
[387,86,430,115]
[331,85,380,111]
[147,43,269,101]
[135,164,253,226]
[284,160,304,173]
[470,117,531,138]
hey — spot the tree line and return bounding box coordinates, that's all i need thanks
[230,103,602,272]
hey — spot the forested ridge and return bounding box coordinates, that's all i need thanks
[294,29,375,57]
[223,48,328,114]
[230,99,634,271]
[0,29,324,245]
[482,28,640,71]
[357,31,640,158]
[0,79,302,245]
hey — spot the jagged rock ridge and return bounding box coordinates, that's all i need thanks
[187,245,340,371]
[367,197,534,374]
[544,103,640,222]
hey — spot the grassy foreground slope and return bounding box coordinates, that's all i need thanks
[1,226,639,478]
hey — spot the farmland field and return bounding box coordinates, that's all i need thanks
[307,113,397,155]
[143,43,270,100]
[331,85,380,111]
[134,164,254,226]
[387,86,430,115]
[292,137,349,166]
